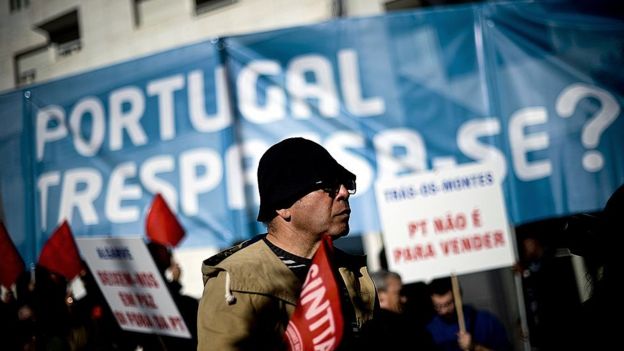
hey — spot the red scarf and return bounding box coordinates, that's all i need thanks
[285,235,344,351]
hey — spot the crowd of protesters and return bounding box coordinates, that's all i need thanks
[0,243,198,351]
[1,131,621,351]
[1,265,125,350]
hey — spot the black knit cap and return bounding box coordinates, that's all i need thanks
[256,137,356,222]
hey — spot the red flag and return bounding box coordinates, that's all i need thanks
[145,193,185,247]
[284,235,344,351]
[0,222,25,288]
[38,220,83,280]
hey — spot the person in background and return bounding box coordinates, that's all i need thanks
[145,241,199,350]
[568,183,624,350]
[31,266,73,351]
[378,247,435,328]
[426,277,511,351]
[373,270,405,314]
[514,229,582,350]
[1,280,22,350]
[10,270,38,350]
[363,269,437,350]
[197,137,377,350]
[68,262,132,351]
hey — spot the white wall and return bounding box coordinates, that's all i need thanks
[1,0,355,92]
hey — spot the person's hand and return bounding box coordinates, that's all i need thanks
[457,331,473,351]
[512,262,523,274]
[169,262,182,282]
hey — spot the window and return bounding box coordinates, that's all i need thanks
[195,0,236,15]
[133,0,148,27]
[384,0,482,11]
[36,9,82,57]
[13,44,47,87]
[384,0,424,11]
[18,69,36,86]
[9,0,30,13]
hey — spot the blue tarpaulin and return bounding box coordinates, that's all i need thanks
[1,1,622,265]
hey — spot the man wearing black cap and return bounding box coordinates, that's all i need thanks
[197,137,378,350]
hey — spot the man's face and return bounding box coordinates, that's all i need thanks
[431,291,456,321]
[522,237,543,261]
[379,276,406,313]
[288,183,352,239]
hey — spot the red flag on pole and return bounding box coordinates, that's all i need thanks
[146,193,185,247]
[0,222,25,288]
[284,235,344,351]
[38,220,83,280]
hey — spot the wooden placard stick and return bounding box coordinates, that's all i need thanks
[451,273,466,333]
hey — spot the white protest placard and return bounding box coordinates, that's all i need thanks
[374,162,516,284]
[76,237,191,338]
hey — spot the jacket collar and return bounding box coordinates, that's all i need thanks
[202,236,301,305]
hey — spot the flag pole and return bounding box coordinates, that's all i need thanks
[21,90,40,281]
[29,262,36,290]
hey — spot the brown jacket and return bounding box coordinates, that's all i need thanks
[197,236,377,350]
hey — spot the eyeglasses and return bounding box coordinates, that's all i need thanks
[313,178,356,197]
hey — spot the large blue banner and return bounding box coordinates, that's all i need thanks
[1,2,623,265]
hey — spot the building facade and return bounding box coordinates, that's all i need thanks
[1,0,397,92]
